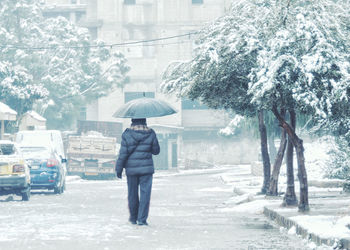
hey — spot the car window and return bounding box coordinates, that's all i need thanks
[0,144,16,155]
[20,147,52,159]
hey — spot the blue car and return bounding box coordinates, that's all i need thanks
[20,145,67,194]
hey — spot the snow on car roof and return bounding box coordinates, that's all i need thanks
[0,140,15,145]
[16,130,61,142]
[16,130,61,134]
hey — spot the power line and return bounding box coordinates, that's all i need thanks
[0,32,199,51]
[130,40,193,47]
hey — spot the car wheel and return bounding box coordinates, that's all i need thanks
[53,185,61,194]
[21,187,31,201]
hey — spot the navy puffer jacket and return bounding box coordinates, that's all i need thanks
[116,127,160,176]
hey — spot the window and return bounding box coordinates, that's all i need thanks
[124,92,155,103]
[75,12,84,23]
[0,144,15,155]
[181,98,208,110]
[192,0,203,4]
[143,45,155,58]
[124,0,136,5]
[79,106,86,121]
[88,27,97,40]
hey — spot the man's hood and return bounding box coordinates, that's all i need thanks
[126,128,153,143]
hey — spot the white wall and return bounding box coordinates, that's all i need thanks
[181,138,260,166]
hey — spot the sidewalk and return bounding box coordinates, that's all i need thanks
[264,189,350,249]
[219,164,350,249]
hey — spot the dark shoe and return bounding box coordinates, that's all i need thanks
[137,221,148,226]
[129,219,137,225]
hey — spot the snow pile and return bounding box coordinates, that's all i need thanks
[219,199,280,214]
[288,226,296,235]
[224,193,255,205]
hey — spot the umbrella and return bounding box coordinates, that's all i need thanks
[112,97,177,118]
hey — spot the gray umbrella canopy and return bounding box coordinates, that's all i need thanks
[112,97,177,118]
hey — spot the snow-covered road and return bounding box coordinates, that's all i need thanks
[0,168,311,250]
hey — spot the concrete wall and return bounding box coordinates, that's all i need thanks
[182,110,230,128]
[19,115,46,131]
[181,137,260,166]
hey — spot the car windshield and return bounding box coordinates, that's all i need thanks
[0,144,15,155]
[20,147,52,159]
[17,134,52,146]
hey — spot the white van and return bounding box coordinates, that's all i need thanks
[15,130,66,160]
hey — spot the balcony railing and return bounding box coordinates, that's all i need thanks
[43,3,87,13]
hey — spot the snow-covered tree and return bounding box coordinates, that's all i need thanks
[162,0,350,212]
[161,33,274,195]
[0,0,129,129]
[249,0,350,211]
[161,0,280,198]
[0,61,47,114]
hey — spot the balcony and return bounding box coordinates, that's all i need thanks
[122,3,154,26]
[43,3,87,13]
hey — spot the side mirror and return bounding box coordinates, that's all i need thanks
[61,158,67,163]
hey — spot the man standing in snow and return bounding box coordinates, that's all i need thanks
[115,118,160,226]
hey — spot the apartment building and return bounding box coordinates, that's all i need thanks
[43,0,259,168]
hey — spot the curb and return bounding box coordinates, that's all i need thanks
[263,206,350,249]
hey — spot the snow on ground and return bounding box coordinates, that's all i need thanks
[196,187,233,192]
[303,137,332,181]
[213,136,348,249]
[277,136,332,181]
[64,136,345,249]
[290,215,350,239]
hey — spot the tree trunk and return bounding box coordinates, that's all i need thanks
[283,109,298,206]
[267,109,287,196]
[258,110,271,194]
[272,106,309,212]
[295,138,309,212]
[268,134,277,163]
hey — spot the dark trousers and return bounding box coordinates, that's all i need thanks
[127,174,153,223]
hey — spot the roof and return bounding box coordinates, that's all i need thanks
[25,110,46,122]
[149,124,184,133]
[0,102,17,121]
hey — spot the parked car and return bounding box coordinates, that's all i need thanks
[20,145,66,194]
[0,140,31,201]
